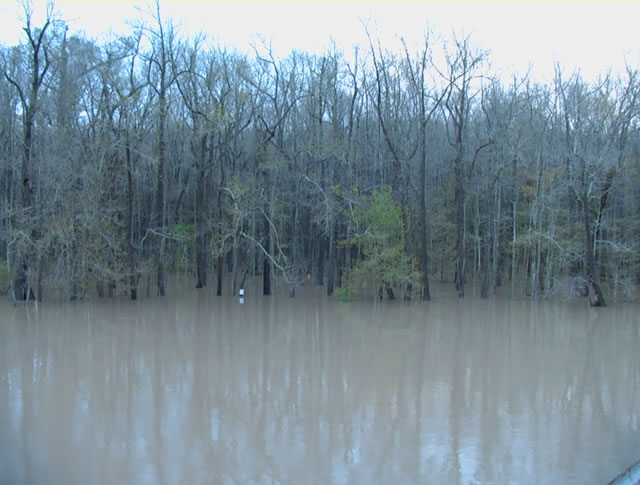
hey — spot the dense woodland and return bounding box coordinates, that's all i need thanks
[1,3,639,306]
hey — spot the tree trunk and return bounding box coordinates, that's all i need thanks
[154,65,168,297]
[481,220,490,299]
[315,237,325,286]
[195,161,207,288]
[14,97,38,301]
[336,246,344,289]
[126,140,137,301]
[263,231,272,296]
[511,198,517,299]
[216,256,223,296]
[419,122,431,300]
[231,244,238,296]
[262,202,272,296]
[327,230,336,296]
[239,266,248,291]
[492,183,501,292]
[455,158,465,297]
[581,195,606,306]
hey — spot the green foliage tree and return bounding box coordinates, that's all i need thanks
[341,186,421,300]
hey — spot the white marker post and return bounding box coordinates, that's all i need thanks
[239,288,245,304]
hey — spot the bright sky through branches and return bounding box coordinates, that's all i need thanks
[0,1,638,83]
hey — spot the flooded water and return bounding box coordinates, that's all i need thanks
[1,281,639,484]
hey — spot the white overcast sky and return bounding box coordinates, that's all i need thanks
[0,1,638,84]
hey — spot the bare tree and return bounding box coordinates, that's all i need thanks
[0,10,637,304]
[141,0,180,296]
[245,43,299,295]
[401,34,450,300]
[555,65,639,306]
[1,1,57,300]
[441,34,491,297]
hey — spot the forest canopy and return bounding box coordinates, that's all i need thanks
[1,2,639,306]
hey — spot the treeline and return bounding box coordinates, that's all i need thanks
[1,3,639,305]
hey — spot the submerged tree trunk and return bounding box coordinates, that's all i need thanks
[216,256,223,296]
[155,82,167,297]
[195,159,207,288]
[231,244,238,296]
[239,266,248,292]
[126,140,138,301]
[263,227,272,296]
[326,230,336,296]
[575,159,611,307]
[581,195,606,306]
[454,158,465,297]
[481,221,490,299]
[315,237,325,286]
[262,180,272,296]
[492,183,501,293]
[419,121,431,300]
[149,2,177,298]
[584,168,616,307]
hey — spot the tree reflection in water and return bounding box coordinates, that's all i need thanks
[0,286,638,484]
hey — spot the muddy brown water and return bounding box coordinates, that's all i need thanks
[1,280,639,484]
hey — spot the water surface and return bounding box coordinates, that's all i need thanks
[1,282,639,484]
